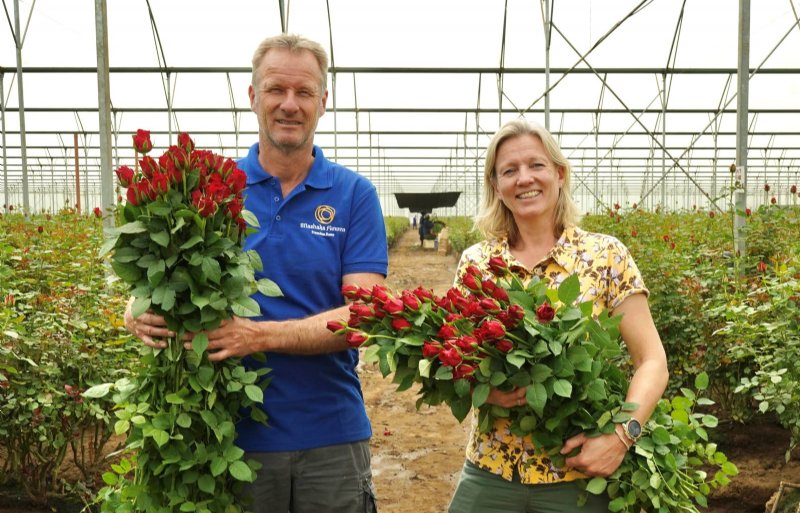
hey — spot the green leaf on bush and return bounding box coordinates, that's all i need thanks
[210,457,227,477]
[83,382,112,398]
[558,274,580,305]
[197,474,215,494]
[256,278,283,297]
[418,358,432,378]
[694,372,709,391]
[229,460,254,482]
[527,383,547,417]
[117,221,147,234]
[232,296,261,317]
[192,333,209,356]
[150,230,170,248]
[553,379,572,398]
[244,384,264,403]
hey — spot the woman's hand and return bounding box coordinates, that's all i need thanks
[485,386,527,408]
[561,425,629,477]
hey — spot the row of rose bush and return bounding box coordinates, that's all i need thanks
[447,204,800,460]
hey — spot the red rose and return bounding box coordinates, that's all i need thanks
[463,301,487,320]
[508,304,525,322]
[115,165,135,187]
[465,265,482,278]
[495,339,514,353]
[3,293,14,306]
[453,363,476,380]
[614,202,620,210]
[383,298,405,315]
[126,186,139,206]
[228,169,247,194]
[462,273,481,292]
[371,285,389,304]
[479,297,501,314]
[326,320,347,333]
[444,313,463,323]
[491,286,509,303]
[132,128,153,154]
[764,183,770,192]
[401,292,420,311]
[745,208,751,217]
[670,242,676,250]
[662,234,670,242]
[792,185,798,195]
[631,229,638,237]
[757,260,767,273]
[771,197,777,205]
[709,211,715,218]
[227,198,244,218]
[439,348,462,367]
[349,303,373,319]
[454,335,478,353]
[93,207,102,218]
[341,284,359,300]
[536,303,556,323]
[37,226,43,233]
[422,341,442,358]
[356,287,373,302]
[413,287,433,301]
[151,172,170,195]
[140,156,159,179]
[391,318,412,331]
[488,256,508,276]
[177,132,195,153]
[479,320,506,341]
[345,331,368,348]
[437,324,457,339]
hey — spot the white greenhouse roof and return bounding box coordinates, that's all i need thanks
[1,0,799,216]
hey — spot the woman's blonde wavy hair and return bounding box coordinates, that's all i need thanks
[474,118,580,245]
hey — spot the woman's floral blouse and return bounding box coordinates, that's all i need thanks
[454,225,648,484]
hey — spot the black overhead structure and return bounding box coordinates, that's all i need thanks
[394,192,462,215]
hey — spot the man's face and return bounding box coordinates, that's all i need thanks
[249,48,328,154]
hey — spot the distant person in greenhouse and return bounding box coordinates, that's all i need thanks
[125,33,387,512]
[447,118,669,513]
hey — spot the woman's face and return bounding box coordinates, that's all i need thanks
[493,134,564,226]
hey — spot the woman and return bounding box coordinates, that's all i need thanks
[448,119,668,513]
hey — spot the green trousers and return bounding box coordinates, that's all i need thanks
[448,461,610,513]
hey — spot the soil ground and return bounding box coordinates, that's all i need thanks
[2,228,800,512]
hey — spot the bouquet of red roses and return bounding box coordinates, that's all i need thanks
[86,130,281,513]
[328,258,737,513]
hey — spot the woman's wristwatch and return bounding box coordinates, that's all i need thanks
[621,418,643,444]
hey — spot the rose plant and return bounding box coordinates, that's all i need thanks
[84,130,281,513]
[329,257,736,512]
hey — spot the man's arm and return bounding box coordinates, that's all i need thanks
[200,272,384,361]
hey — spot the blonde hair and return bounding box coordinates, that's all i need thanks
[251,33,329,91]
[475,118,580,245]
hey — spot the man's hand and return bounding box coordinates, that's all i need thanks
[124,297,172,349]
[485,386,527,409]
[189,316,263,362]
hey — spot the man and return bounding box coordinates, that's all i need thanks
[126,34,387,512]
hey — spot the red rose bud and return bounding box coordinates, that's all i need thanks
[371,284,390,304]
[152,172,169,195]
[227,198,244,218]
[463,302,487,320]
[93,207,102,218]
[0,380,8,389]
[444,313,463,323]
[757,260,767,273]
[383,298,405,315]
[228,169,247,194]
[126,186,139,206]
[670,242,676,250]
[454,335,478,353]
[745,208,751,217]
[479,297,501,313]
[792,184,798,194]
[348,315,361,328]
[491,286,509,303]
[326,320,347,333]
[437,324,457,339]
[662,234,670,242]
[771,197,777,205]
[37,225,43,233]
[132,129,153,154]
[536,303,556,323]
[462,273,481,292]
[177,132,195,153]
[488,256,508,276]
[115,165,135,187]
[412,286,433,301]
[4,293,14,306]
[140,156,159,179]
[422,342,442,358]
[439,348,462,367]
[356,287,372,302]
[391,318,412,331]
[401,292,421,311]
[345,331,368,348]
[508,304,525,321]
[631,229,638,237]
[349,303,374,319]
[465,265,482,278]
[341,284,360,300]
[480,320,506,341]
[495,339,514,353]
[764,183,770,192]
[453,363,476,380]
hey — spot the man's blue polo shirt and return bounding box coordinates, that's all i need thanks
[235,143,388,452]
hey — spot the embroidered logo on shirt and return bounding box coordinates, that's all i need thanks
[315,205,335,224]
[300,205,346,238]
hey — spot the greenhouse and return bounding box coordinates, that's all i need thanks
[1,1,799,512]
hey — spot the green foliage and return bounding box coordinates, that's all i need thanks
[384,216,409,248]
[0,212,138,505]
[440,216,482,255]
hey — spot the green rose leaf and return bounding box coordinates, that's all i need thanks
[256,278,283,297]
[229,460,255,482]
[117,220,148,234]
[585,477,607,495]
[472,383,491,408]
[557,274,580,305]
[82,382,112,398]
[150,230,170,248]
[244,384,264,403]
[192,333,209,356]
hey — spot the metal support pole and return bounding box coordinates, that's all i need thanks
[74,133,81,213]
[543,0,551,130]
[95,0,114,226]
[734,0,750,256]
[13,0,30,216]
[1,73,8,211]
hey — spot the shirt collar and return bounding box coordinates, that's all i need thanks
[244,144,332,190]
[500,225,580,275]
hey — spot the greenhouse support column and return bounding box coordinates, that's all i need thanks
[1,72,8,211]
[95,0,114,227]
[13,0,30,216]
[734,0,750,257]
[74,133,81,213]
[543,0,551,130]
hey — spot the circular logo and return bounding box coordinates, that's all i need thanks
[315,205,336,225]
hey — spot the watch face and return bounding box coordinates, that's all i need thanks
[626,419,642,438]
